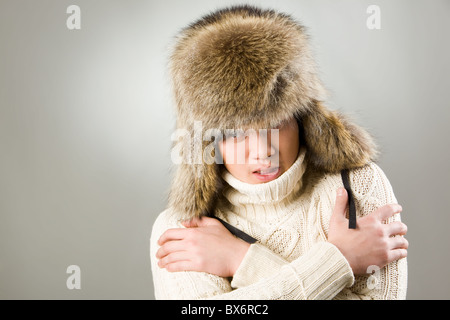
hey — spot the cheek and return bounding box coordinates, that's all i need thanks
[224,163,249,178]
[220,140,249,165]
[219,141,252,180]
[278,129,299,163]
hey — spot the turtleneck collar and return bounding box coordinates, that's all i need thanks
[222,147,307,205]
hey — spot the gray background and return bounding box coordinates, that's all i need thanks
[0,0,449,299]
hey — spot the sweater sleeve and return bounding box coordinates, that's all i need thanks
[150,163,407,300]
[150,210,353,300]
[334,162,408,300]
[233,163,408,300]
[230,243,287,288]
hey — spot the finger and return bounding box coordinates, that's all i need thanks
[164,260,199,273]
[156,240,186,259]
[158,228,190,245]
[374,204,402,222]
[385,221,408,236]
[181,217,202,228]
[158,251,191,269]
[196,216,221,227]
[331,188,349,221]
[388,236,409,250]
[387,248,408,263]
[182,216,220,228]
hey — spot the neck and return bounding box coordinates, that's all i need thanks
[222,147,307,207]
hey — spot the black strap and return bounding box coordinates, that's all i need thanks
[214,217,257,244]
[214,169,357,242]
[341,169,357,229]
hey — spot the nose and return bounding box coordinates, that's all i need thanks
[248,130,276,163]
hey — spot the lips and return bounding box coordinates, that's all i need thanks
[252,166,281,182]
[253,167,279,175]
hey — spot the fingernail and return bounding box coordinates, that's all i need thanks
[337,188,345,196]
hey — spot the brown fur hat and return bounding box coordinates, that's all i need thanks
[167,5,377,219]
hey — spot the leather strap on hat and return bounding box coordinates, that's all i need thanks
[341,169,357,229]
[215,216,258,244]
[214,169,357,243]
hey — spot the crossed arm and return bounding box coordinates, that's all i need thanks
[150,165,408,299]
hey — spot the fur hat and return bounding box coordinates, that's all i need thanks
[167,5,377,219]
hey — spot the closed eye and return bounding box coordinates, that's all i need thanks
[225,130,246,142]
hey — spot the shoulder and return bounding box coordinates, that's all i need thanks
[349,162,389,184]
[152,208,182,228]
[306,162,397,213]
[305,162,391,193]
[348,162,399,217]
[348,162,395,200]
[150,208,183,249]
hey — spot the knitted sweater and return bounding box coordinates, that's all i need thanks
[150,148,407,299]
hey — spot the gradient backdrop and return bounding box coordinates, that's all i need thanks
[1,0,449,299]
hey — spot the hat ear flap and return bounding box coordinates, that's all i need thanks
[168,137,223,220]
[302,101,378,173]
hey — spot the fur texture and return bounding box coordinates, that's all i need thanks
[167,5,377,219]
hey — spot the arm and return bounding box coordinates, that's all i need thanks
[150,211,233,299]
[151,164,407,299]
[233,163,408,299]
[334,163,408,299]
[150,210,353,300]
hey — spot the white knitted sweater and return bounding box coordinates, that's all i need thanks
[150,148,407,299]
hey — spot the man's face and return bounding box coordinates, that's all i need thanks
[219,117,300,184]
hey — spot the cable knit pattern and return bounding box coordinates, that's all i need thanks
[150,148,407,299]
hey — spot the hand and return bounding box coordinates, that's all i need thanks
[156,216,250,277]
[328,188,408,275]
